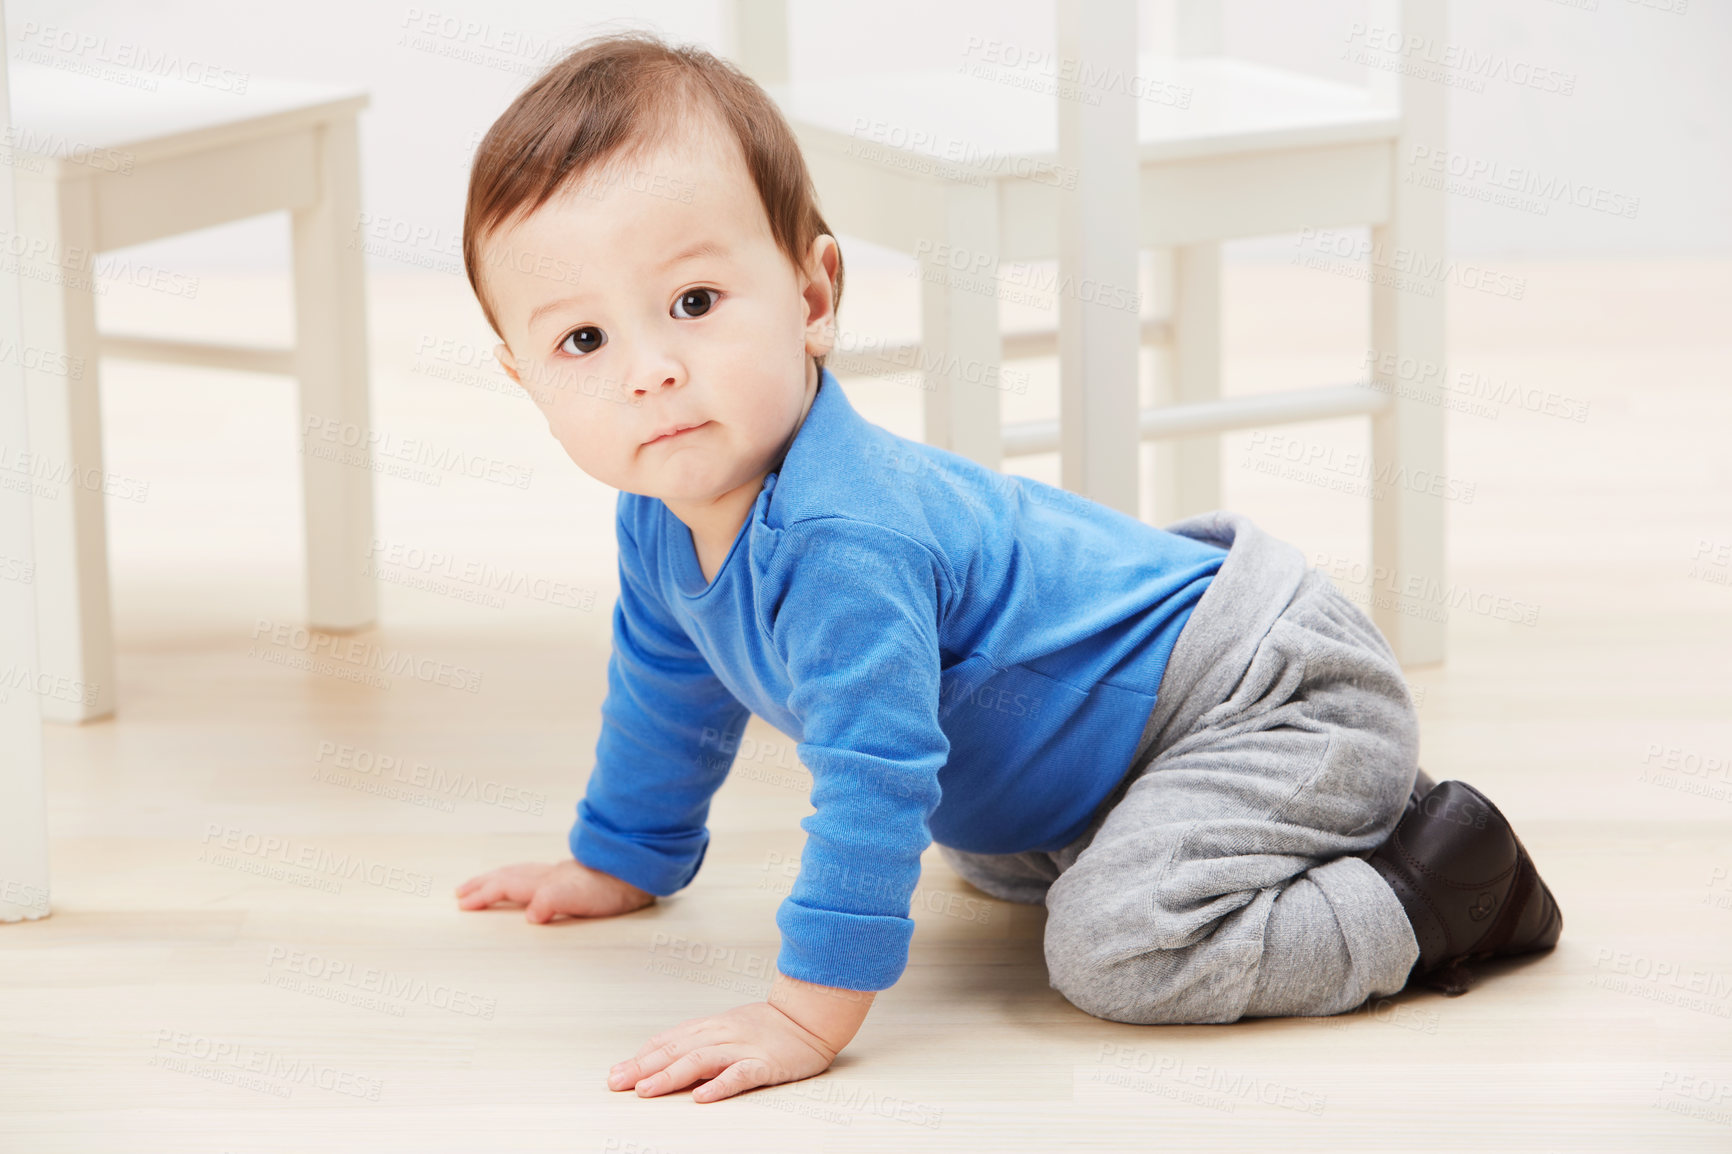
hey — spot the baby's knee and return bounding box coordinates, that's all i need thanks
[1043,915,1260,1025]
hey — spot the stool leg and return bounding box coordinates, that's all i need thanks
[2,117,57,915]
[1165,241,1222,522]
[17,174,114,722]
[291,116,376,632]
[1368,221,1446,669]
[1056,0,1140,516]
[1370,1,1448,669]
[919,181,1002,471]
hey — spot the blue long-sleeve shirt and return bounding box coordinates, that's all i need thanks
[571,367,1227,991]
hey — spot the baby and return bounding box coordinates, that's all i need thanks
[452,31,1563,1105]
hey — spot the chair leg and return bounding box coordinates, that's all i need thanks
[1056,0,1140,516]
[919,182,1002,471]
[17,174,115,723]
[291,116,377,633]
[1368,230,1447,668]
[3,158,63,916]
[1370,0,1448,669]
[0,548,51,917]
[1168,241,1222,522]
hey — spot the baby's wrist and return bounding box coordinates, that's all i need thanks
[767,970,876,1053]
[569,858,655,904]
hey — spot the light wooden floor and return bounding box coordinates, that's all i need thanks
[4,255,1729,1152]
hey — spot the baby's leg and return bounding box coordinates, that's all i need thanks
[1041,575,1423,1025]
[936,841,1061,907]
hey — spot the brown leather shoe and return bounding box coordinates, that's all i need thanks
[1406,766,1437,816]
[1350,766,1437,863]
[1367,779,1563,996]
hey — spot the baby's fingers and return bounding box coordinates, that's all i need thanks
[636,1046,759,1099]
[525,890,562,924]
[693,1056,778,1103]
[610,1033,692,1091]
[457,878,510,909]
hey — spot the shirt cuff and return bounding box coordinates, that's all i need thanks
[569,801,707,896]
[775,897,914,991]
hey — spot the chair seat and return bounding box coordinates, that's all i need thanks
[768,55,1396,176]
[7,63,365,166]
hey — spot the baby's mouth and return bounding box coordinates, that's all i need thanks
[645,421,710,446]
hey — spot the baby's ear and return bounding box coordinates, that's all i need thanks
[494,342,522,386]
[801,235,840,356]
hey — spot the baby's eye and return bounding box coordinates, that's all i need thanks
[672,288,718,319]
[559,326,605,356]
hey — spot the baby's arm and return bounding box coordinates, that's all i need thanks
[608,518,949,1103]
[457,495,750,920]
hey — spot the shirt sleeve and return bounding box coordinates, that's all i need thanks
[569,498,753,896]
[766,517,952,992]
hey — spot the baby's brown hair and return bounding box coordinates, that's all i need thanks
[462,29,843,370]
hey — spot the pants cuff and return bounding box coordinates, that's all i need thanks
[1311,853,1422,1006]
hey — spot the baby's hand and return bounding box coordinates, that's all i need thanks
[455,858,656,922]
[607,1000,841,1103]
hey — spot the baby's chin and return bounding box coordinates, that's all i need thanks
[643,457,776,505]
[561,448,706,496]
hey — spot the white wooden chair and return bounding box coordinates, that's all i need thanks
[1,0,52,921]
[7,63,380,723]
[727,0,1447,667]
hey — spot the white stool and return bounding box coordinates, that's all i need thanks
[7,64,380,722]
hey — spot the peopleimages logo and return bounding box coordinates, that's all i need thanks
[0,662,100,708]
[150,1030,382,1102]
[1405,146,1640,220]
[249,618,483,695]
[0,440,150,503]
[362,538,596,612]
[1242,430,1479,505]
[1342,23,1577,96]
[262,945,497,1019]
[16,24,251,93]
[312,739,546,815]
[1294,228,1526,300]
[199,824,435,897]
[301,415,533,491]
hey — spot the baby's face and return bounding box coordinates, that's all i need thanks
[481,117,837,505]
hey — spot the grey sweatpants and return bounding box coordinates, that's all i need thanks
[936,510,1423,1025]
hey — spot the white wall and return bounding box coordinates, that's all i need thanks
[9,0,1726,271]
[1216,0,1730,258]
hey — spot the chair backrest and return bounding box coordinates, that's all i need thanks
[722,0,788,85]
[722,0,1422,113]
[1174,0,1222,56]
[1152,0,1420,113]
